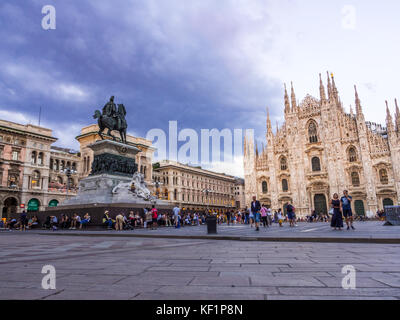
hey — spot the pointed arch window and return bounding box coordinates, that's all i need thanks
[280,157,287,171]
[282,179,289,192]
[379,169,389,185]
[348,147,357,162]
[311,157,321,172]
[308,121,318,143]
[351,172,360,186]
[262,181,268,194]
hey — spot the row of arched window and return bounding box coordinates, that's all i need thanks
[278,147,360,174]
[279,156,321,172]
[31,151,44,165]
[50,158,77,172]
[261,168,389,193]
[261,179,289,194]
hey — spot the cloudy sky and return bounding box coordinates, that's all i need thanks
[1,0,399,177]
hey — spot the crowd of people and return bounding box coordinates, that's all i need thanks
[0,190,392,232]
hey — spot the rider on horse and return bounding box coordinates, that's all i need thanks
[94,96,128,144]
[102,96,121,128]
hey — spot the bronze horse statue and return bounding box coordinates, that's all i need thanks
[93,104,127,144]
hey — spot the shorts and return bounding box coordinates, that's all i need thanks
[287,212,295,220]
[254,213,260,223]
[152,218,157,224]
[343,208,353,217]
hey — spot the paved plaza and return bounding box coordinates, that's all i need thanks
[1,223,400,300]
[34,221,400,243]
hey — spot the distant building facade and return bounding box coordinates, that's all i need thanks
[1,121,155,218]
[234,178,246,209]
[152,160,237,213]
[244,73,400,217]
[0,119,81,218]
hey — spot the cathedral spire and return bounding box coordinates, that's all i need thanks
[386,100,394,132]
[284,83,290,114]
[354,85,363,116]
[327,71,333,100]
[290,82,297,112]
[266,107,272,135]
[319,73,326,103]
[331,73,339,102]
[243,133,247,155]
[255,142,259,158]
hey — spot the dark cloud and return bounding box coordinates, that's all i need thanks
[0,0,282,150]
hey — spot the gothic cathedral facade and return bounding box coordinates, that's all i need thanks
[243,73,400,217]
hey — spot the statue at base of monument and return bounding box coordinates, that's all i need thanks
[112,172,156,202]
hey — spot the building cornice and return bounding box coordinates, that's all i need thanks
[0,125,57,142]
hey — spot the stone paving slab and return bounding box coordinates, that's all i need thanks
[1,233,400,300]
[17,221,400,244]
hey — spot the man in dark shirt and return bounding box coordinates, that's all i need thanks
[251,196,261,231]
[286,203,296,227]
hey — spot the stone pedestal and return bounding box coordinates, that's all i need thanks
[52,140,172,220]
[61,140,140,206]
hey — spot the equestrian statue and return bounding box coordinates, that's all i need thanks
[93,96,128,144]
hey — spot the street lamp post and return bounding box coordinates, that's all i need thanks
[202,189,212,215]
[202,188,217,234]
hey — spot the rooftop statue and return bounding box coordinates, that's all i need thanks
[93,96,127,144]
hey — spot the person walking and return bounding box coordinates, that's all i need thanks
[226,210,232,226]
[244,207,250,225]
[19,211,27,232]
[151,205,158,230]
[173,206,180,228]
[330,193,344,231]
[251,196,261,231]
[286,203,295,227]
[267,207,273,226]
[341,190,355,230]
[277,209,284,227]
[145,208,152,229]
[260,204,268,228]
